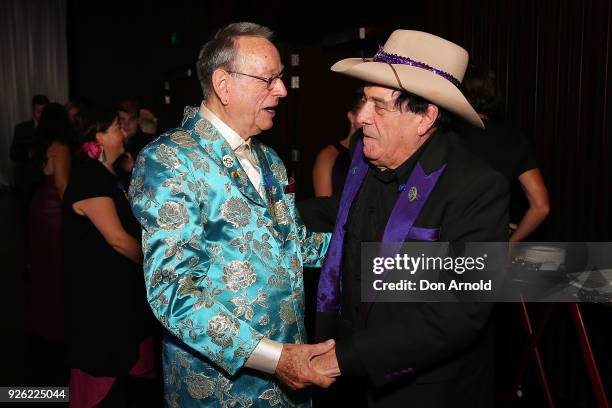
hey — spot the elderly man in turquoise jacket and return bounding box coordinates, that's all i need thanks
[129,23,334,407]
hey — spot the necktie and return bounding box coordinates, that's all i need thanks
[237,143,264,198]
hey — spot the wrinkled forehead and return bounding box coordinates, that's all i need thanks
[234,36,283,74]
[362,84,404,106]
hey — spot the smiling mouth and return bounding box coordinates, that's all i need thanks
[263,106,276,115]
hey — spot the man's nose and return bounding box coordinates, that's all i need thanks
[356,103,371,126]
[272,78,288,98]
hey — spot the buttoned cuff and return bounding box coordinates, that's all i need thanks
[244,338,283,374]
[336,337,367,376]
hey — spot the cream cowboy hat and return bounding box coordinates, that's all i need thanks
[331,30,484,128]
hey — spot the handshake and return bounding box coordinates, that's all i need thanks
[275,339,340,390]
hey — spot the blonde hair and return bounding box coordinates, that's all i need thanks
[139,108,158,134]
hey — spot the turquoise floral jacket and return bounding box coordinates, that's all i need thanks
[129,107,330,407]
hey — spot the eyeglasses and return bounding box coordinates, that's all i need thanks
[227,70,285,90]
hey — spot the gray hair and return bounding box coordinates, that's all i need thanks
[196,22,274,100]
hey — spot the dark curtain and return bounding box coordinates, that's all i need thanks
[413,0,611,241]
[287,0,611,242]
[426,3,612,406]
[0,0,69,189]
[411,2,612,406]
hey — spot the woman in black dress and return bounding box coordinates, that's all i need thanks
[63,110,156,407]
[312,89,364,197]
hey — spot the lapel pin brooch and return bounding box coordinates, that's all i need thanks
[222,155,235,168]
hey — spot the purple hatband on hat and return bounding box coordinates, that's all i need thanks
[372,46,461,89]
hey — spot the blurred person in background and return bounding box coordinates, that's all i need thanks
[116,99,156,187]
[28,102,73,346]
[117,98,156,159]
[11,94,49,214]
[63,109,157,407]
[459,64,549,241]
[312,89,364,197]
[138,108,158,135]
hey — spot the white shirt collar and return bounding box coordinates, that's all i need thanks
[199,103,250,151]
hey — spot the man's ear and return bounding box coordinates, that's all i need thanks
[418,104,439,136]
[347,111,356,127]
[212,69,230,105]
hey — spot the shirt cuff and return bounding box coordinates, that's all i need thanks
[244,338,283,374]
[336,337,367,376]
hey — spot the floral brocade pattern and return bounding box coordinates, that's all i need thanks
[195,119,220,141]
[222,260,257,292]
[156,144,182,169]
[170,130,199,149]
[206,312,240,348]
[220,197,252,228]
[184,371,214,400]
[157,201,189,231]
[129,108,330,407]
[273,200,291,226]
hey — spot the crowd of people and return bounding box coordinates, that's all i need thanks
[10,21,549,408]
[11,96,161,406]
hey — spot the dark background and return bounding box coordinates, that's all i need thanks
[62,1,612,406]
[67,0,612,243]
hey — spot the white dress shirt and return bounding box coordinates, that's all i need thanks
[199,104,265,199]
[199,103,282,374]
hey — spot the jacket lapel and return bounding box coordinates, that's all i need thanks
[251,141,292,241]
[182,107,266,208]
[360,131,450,320]
[317,137,370,313]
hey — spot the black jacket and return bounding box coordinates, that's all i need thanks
[11,120,36,162]
[303,130,508,408]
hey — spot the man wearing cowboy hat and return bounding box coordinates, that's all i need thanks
[308,30,509,407]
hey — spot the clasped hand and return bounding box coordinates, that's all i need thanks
[275,339,340,390]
